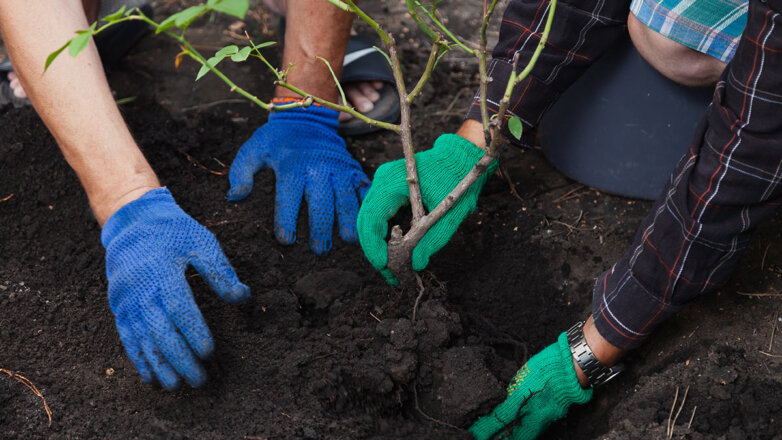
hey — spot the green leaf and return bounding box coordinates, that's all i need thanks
[215,45,239,57]
[68,23,97,58]
[158,5,208,33]
[508,116,523,140]
[174,5,208,30]
[252,41,276,50]
[102,5,126,22]
[44,41,71,73]
[156,14,177,33]
[231,46,252,62]
[197,56,219,81]
[206,0,249,19]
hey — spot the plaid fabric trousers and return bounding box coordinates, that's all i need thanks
[466,0,782,349]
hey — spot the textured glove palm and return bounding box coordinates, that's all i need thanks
[102,188,250,390]
[227,103,370,255]
[469,332,593,440]
[357,133,497,285]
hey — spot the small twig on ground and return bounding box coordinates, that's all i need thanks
[687,406,697,429]
[552,184,586,204]
[769,311,778,353]
[666,386,679,438]
[759,350,782,358]
[412,273,426,321]
[204,219,242,227]
[0,368,52,425]
[667,385,689,438]
[369,311,382,322]
[736,290,782,297]
[0,193,14,203]
[498,163,523,201]
[761,243,771,272]
[179,151,228,175]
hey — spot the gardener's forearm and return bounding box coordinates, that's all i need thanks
[0,0,160,225]
[274,0,355,103]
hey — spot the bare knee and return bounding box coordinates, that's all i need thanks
[628,13,727,87]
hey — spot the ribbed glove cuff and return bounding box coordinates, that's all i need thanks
[550,332,594,407]
[268,97,340,130]
[101,187,179,248]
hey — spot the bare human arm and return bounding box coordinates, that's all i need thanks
[0,0,159,225]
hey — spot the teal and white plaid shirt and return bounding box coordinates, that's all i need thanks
[631,0,748,62]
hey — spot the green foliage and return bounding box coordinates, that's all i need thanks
[68,23,98,57]
[196,43,268,80]
[508,116,523,140]
[102,6,127,22]
[206,0,249,18]
[157,5,208,33]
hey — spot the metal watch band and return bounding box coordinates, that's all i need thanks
[566,321,623,388]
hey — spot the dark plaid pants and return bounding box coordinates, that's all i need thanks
[467,0,782,349]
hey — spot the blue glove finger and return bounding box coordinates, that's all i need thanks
[190,232,251,304]
[115,315,154,383]
[129,310,181,390]
[227,135,268,201]
[143,301,207,388]
[333,177,360,243]
[355,169,372,201]
[274,175,306,245]
[305,179,336,255]
[160,277,215,359]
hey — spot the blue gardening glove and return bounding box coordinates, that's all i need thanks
[102,188,250,390]
[226,99,371,255]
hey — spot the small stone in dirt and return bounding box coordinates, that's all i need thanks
[293,269,361,310]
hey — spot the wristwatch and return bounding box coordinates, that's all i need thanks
[566,321,623,388]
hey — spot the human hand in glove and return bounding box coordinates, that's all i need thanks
[469,332,593,440]
[357,133,497,285]
[226,98,371,255]
[102,188,250,390]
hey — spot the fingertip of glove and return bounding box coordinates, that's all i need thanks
[310,238,332,256]
[274,226,297,245]
[183,366,208,389]
[223,283,251,304]
[380,268,399,287]
[226,185,251,202]
[158,370,181,391]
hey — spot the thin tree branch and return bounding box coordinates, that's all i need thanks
[407,38,446,105]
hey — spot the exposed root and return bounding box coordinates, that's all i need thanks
[411,385,464,432]
[0,368,52,426]
[412,273,426,321]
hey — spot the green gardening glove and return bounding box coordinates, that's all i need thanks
[357,133,497,285]
[469,332,593,440]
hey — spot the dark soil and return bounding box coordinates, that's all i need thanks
[2,2,782,439]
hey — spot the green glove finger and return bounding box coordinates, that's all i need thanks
[357,160,410,272]
[379,268,400,286]
[411,202,473,271]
